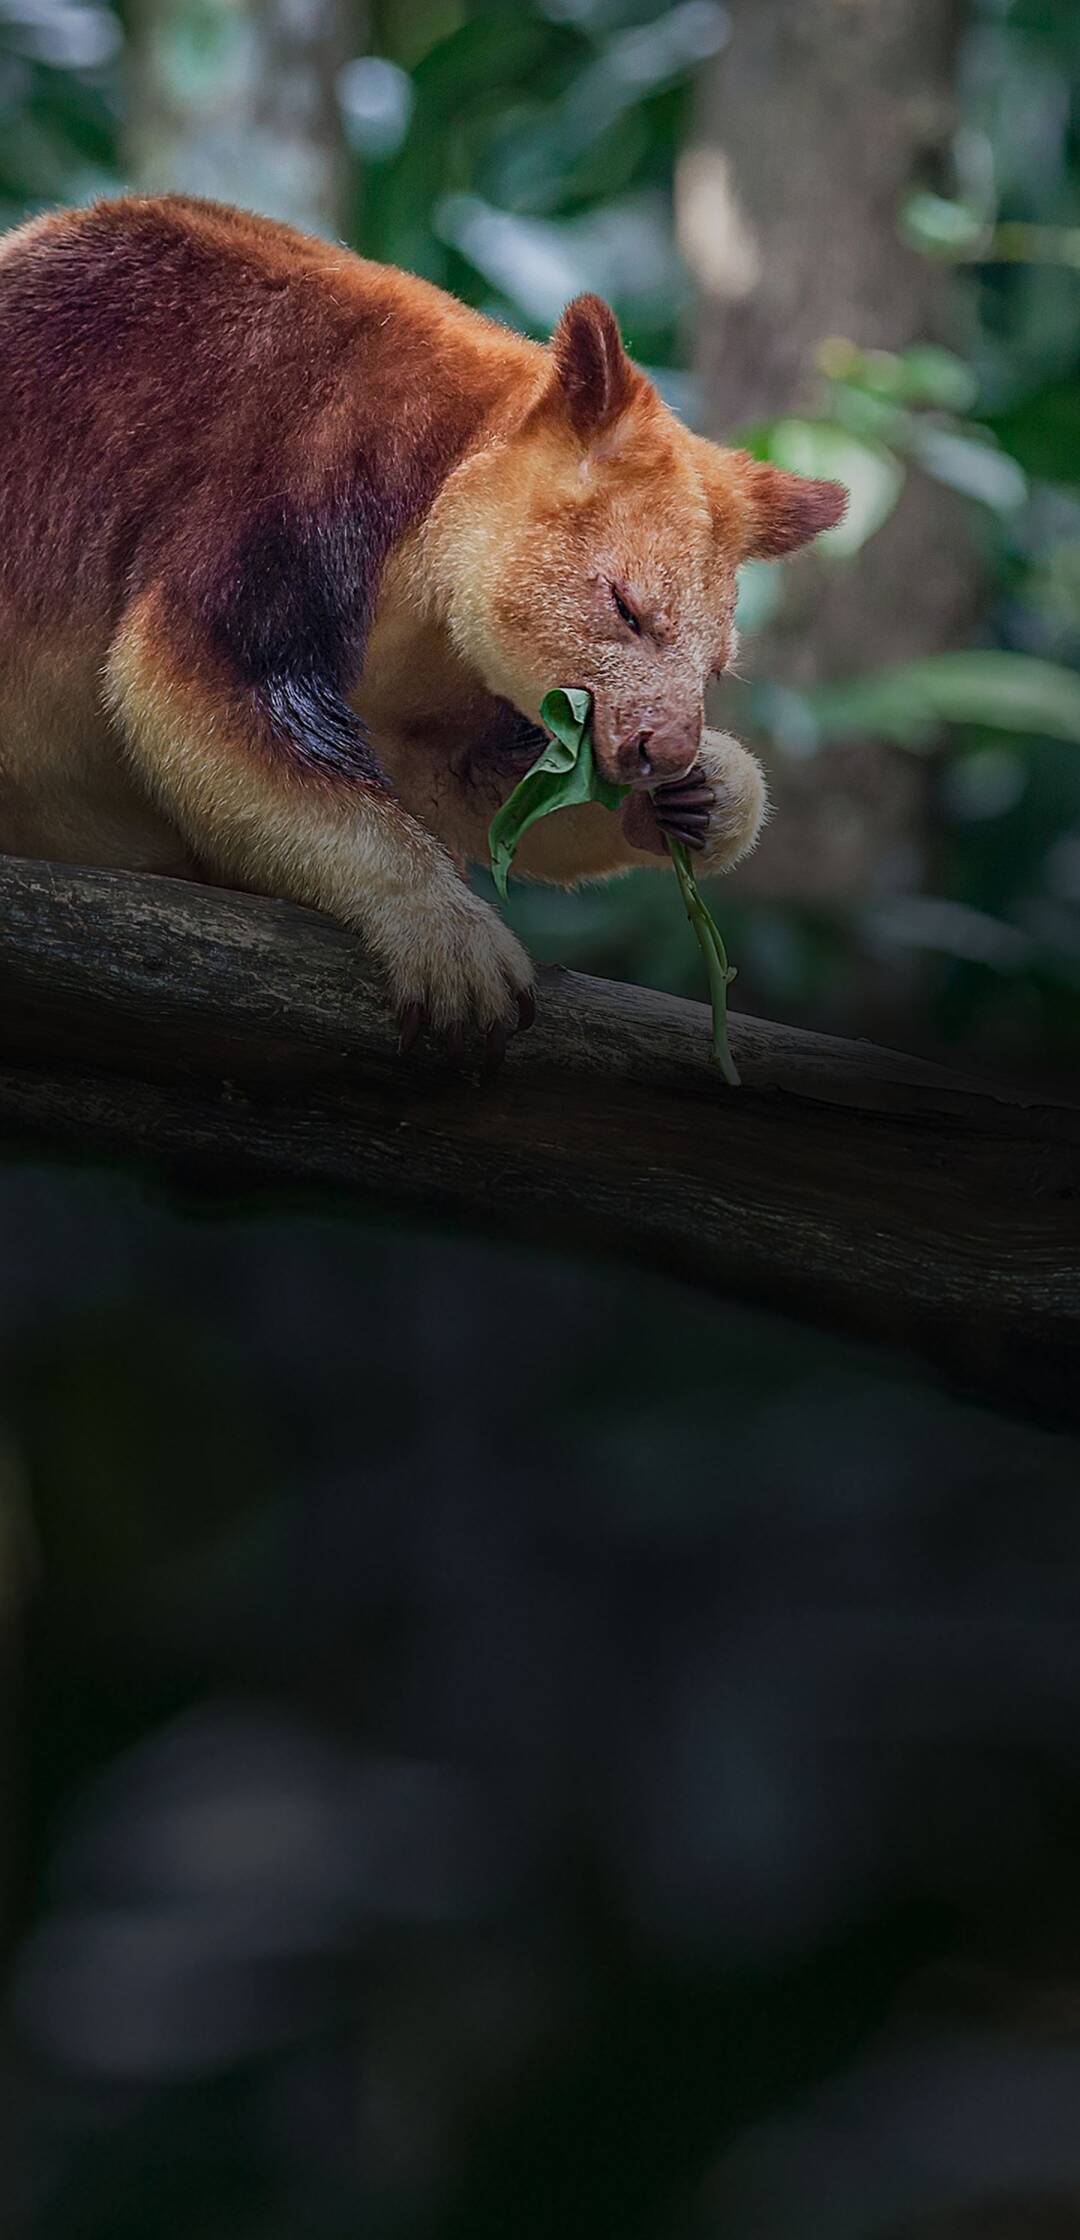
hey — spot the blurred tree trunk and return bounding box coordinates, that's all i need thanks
[128,0,355,239]
[681,0,980,906]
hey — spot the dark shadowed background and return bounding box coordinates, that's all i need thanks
[2,2,1080,2233]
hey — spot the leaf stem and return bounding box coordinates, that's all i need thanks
[668,839,740,1087]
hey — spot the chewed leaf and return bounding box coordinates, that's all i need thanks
[536,689,625,809]
[489,689,625,897]
[539,686,593,748]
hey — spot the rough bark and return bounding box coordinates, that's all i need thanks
[0,857,1075,1427]
[127,0,353,238]
[683,0,981,903]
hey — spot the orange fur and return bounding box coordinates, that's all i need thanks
[0,196,845,1038]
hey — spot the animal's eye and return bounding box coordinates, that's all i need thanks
[611,585,642,636]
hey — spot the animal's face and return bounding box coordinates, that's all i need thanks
[434,296,846,788]
[486,416,728,788]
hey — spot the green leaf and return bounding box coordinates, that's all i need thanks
[810,652,1080,747]
[819,338,978,412]
[488,688,740,1084]
[910,425,1028,512]
[538,685,598,759]
[900,191,987,256]
[895,344,979,413]
[488,687,624,898]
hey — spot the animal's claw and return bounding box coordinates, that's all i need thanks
[397,1000,424,1054]
[483,1020,509,1076]
[397,992,534,1065]
[650,764,715,853]
[653,767,713,809]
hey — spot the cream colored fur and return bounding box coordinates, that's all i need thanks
[106,597,533,1031]
[0,626,199,875]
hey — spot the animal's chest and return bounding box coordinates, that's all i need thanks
[351,598,544,859]
[354,595,542,793]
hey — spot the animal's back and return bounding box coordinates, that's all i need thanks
[0,196,531,867]
[0,199,344,860]
[1,197,400,632]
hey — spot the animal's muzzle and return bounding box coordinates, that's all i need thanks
[593,706,702,789]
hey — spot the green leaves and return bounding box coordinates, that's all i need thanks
[809,651,1080,749]
[817,339,979,415]
[489,688,740,1086]
[900,189,988,258]
[488,688,623,901]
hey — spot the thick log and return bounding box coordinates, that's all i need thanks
[0,855,1076,1423]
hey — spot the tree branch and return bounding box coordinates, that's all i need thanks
[0,855,1076,1424]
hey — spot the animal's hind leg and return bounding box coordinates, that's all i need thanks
[105,588,535,1044]
[0,625,200,872]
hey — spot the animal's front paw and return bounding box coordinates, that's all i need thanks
[620,731,767,874]
[367,879,535,1067]
[695,732,768,873]
[644,768,717,853]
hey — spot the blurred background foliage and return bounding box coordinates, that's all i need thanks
[4,6,1080,2238]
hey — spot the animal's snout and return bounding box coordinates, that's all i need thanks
[593,705,702,789]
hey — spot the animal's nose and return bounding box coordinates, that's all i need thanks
[641,713,702,785]
[633,729,655,782]
[595,709,701,788]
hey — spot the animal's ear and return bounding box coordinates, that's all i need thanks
[548,293,642,440]
[737,458,848,559]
